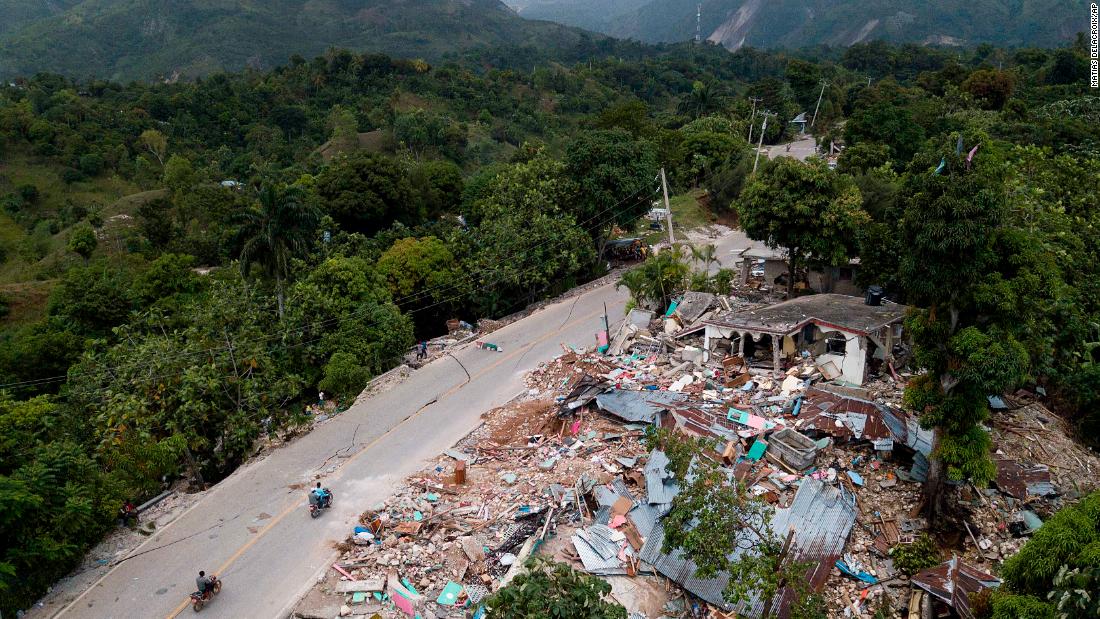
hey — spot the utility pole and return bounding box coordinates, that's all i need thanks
[751,112,772,176]
[811,80,828,128]
[660,167,675,245]
[694,3,702,43]
[746,96,762,142]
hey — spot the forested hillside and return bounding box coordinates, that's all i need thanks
[0,0,606,81]
[0,33,1098,616]
[513,0,1085,49]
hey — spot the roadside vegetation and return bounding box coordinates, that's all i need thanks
[0,35,1098,615]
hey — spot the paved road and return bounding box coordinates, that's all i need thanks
[766,136,818,162]
[52,231,745,619]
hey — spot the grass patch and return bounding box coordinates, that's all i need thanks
[0,280,55,328]
[0,151,145,284]
[668,189,712,231]
[634,188,715,245]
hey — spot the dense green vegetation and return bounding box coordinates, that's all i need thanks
[986,492,1100,618]
[0,28,1097,616]
[0,0,617,81]
[485,557,627,618]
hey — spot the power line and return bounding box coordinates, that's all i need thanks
[3,158,754,396]
[0,175,659,391]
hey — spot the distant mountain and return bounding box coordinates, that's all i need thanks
[506,0,650,33]
[0,0,83,36]
[509,0,1086,49]
[0,0,600,81]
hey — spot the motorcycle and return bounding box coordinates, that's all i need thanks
[309,489,333,518]
[189,576,222,612]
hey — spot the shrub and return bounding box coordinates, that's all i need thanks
[890,533,940,576]
[318,352,371,400]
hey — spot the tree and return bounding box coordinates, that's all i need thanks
[617,247,691,311]
[67,273,303,481]
[235,184,320,319]
[67,222,97,260]
[162,154,197,192]
[844,101,925,166]
[47,262,135,336]
[407,159,464,219]
[376,236,461,306]
[314,153,416,234]
[138,128,167,167]
[0,395,123,616]
[679,81,721,118]
[485,557,626,619]
[563,129,656,256]
[131,253,204,307]
[318,352,372,400]
[962,69,1015,110]
[989,492,1100,619]
[738,158,868,297]
[646,427,821,613]
[896,137,1029,520]
[285,256,414,388]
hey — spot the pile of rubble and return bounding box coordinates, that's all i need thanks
[295,291,1099,619]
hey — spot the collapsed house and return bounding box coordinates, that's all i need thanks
[702,294,909,385]
[735,247,864,297]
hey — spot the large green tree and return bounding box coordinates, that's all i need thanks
[235,184,320,319]
[737,158,868,296]
[563,129,656,256]
[896,136,1029,519]
[314,152,416,234]
[485,557,626,619]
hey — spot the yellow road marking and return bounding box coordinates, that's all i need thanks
[165,306,605,617]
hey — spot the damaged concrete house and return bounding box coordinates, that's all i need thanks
[701,294,908,386]
[735,247,864,297]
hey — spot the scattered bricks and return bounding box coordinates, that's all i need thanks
[453,461,466,485]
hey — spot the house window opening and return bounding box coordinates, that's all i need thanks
[826,335,847,355]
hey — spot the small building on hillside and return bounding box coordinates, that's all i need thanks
[790,112,808,133]
[702,294,909,385]
[736,247,864,297]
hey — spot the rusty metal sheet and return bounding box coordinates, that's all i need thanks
[911,557,1001,619]
[994,457,1055,500]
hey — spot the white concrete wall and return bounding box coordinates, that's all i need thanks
[815,327,866,385]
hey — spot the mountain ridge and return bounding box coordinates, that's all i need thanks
[0,0,602,81]
[505,0,1087,49]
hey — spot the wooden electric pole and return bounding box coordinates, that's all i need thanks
[751,112,773,176]
[660,167,675,245]
[746,96,762,142]
[811,80,828,128]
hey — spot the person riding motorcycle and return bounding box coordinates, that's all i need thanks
[196,571,215,598]
[310,482,331,509]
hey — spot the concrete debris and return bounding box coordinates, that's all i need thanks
[292,289,1100,619]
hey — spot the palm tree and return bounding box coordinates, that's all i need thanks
[235,184,320,319]
[689,243,719,275]
[680,81,720,119]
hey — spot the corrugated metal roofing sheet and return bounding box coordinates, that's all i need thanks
[639,477,857,617]
[912,556,1001,619]
[644,450,680,505]
[994,457,1056,500]
[801,387,932,456]
[596,390,684,424]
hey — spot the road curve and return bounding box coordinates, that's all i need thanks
[52,231,746,619]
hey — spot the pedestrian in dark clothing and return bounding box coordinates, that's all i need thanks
[417,341,428,360]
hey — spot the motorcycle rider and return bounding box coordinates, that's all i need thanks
[196,571,215,598]
[311,482,330,509]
